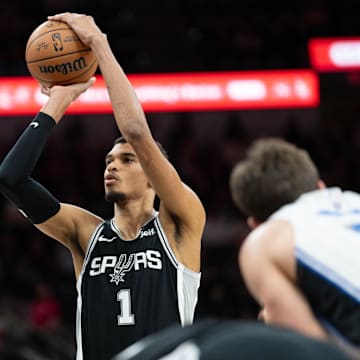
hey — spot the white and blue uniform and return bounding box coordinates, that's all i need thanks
[271,188,360,352]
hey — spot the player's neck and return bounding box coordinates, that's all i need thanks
[113,201,155,240]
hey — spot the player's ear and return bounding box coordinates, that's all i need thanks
[317,179,326,189]
[247,216,261,229]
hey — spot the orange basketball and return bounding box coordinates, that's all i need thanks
[25,20,98,87]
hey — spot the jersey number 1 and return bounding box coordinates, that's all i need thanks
[117,289,135,325]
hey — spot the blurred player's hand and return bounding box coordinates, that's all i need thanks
[258,308,269,323]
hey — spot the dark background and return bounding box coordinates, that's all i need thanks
[1,1,360,358]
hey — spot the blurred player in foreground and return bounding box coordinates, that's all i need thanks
[112,318,350,360]
[230,138,360,359]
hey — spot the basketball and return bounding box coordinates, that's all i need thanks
[25,20,98,86]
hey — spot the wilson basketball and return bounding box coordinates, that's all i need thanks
[25,20,98,86]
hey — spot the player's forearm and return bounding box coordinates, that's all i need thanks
[0,112,56,184]
[90,35,151,141]
[0,112,61,223]
[265,304,328,340]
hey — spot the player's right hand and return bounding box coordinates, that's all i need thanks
[41,77,96,102]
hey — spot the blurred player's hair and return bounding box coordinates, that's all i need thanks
[230,138,319,222]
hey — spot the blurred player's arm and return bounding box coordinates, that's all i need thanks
[0,80,102,275]
[48,13,206,272]
[239,221,328,340]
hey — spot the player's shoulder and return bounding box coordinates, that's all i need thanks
[60,202,104,235]
[247,220,292,245]
[241,220,293,261]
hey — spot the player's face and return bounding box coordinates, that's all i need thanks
[104,143,149,202]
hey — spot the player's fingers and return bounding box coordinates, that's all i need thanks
[48,13,89,21]
[86,77,96,88]
[47,12,71,21]
[41,86,51,96]
[71,77,96,97]
[84,77,96,91]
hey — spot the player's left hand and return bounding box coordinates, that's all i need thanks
[47,13,105,46]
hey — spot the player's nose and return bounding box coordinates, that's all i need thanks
[105,161,118,172]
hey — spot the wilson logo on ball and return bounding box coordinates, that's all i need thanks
[39,57,88,75]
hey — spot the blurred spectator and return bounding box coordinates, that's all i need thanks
[30,282,62,332]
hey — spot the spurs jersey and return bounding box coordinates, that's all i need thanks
[76,212,201,360]
[270,188,360,349]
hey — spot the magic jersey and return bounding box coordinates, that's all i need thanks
[76,212,201,360]
[270,188,360,349]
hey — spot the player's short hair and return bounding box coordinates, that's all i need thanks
[230,138,319,222]
[113,136,168,159]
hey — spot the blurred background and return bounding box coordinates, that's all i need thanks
[1,0,360,358]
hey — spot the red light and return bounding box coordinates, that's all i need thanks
[309,37,360,72]
[0,71,319,116]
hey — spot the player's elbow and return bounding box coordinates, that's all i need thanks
[122,121,149,143]
[0,164,18,189]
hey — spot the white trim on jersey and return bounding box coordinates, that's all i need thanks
[177,264,185,324]
[84,222,105,263]
[159,341,200,360]
[154,216,201,326]
[75,222,105,360]
[154,217,179,268]
[296,247,360,303]
[110,211,157,240]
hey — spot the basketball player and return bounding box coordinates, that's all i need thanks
[229,138,360,359]
[0,14,205,360]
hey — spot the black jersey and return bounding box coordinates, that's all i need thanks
[76,212,201,360]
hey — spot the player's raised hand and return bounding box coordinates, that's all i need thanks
[41,77,96,101]
[47,13,105,46]
[40,77,96,122]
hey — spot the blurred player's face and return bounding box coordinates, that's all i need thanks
[104,142,150,203]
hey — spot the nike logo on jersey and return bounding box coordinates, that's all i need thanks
[98,235,117,242]
[29,121,39,128]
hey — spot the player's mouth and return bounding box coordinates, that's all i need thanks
[105,174,119,185]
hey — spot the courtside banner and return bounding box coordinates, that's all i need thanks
[0,71,319,116]
[309,37,360,72]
